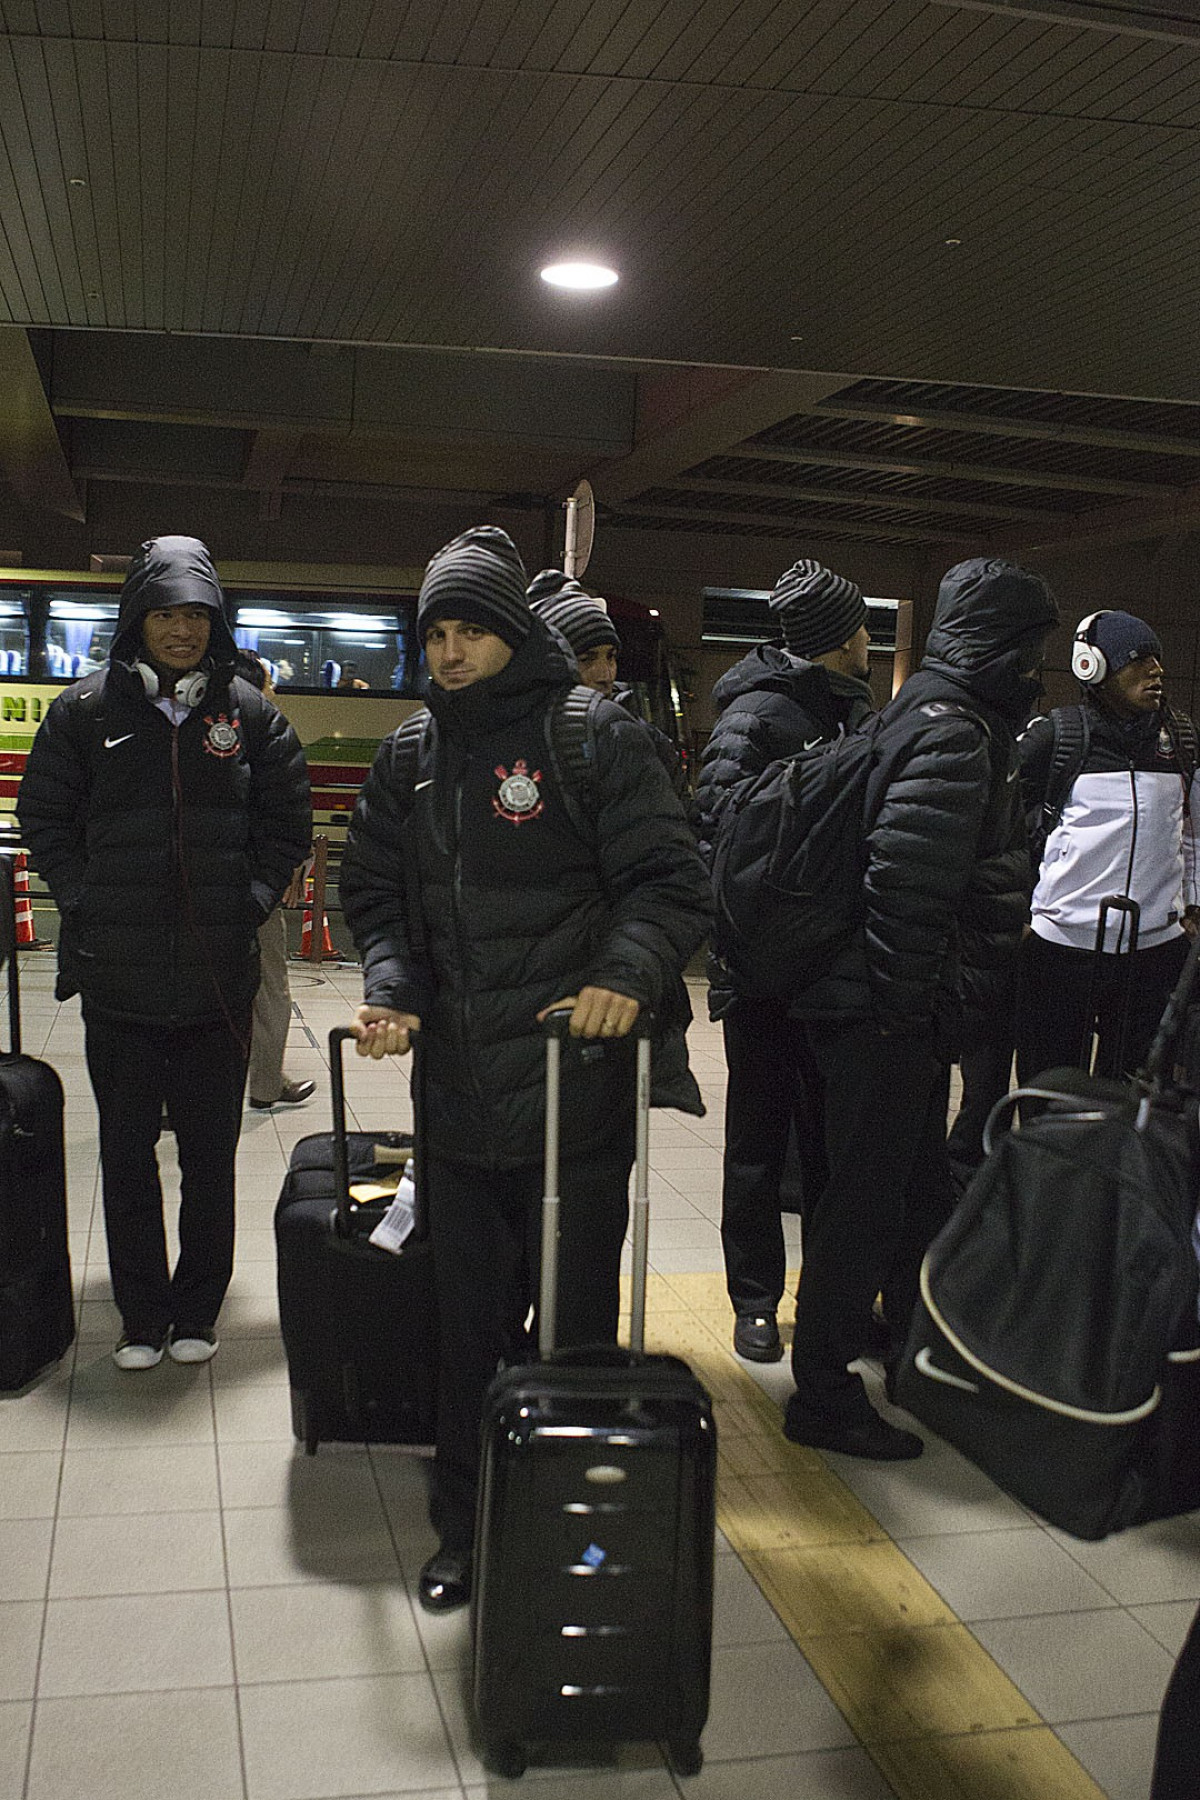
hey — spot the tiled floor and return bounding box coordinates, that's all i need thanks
[1,955,1196,1800]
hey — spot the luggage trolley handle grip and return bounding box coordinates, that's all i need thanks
[327,1024,424,1237]
[539,1006,653,1362]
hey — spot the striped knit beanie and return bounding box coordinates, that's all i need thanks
[768,558,866,659]
[416,526,531,650]
[527,568,622,656]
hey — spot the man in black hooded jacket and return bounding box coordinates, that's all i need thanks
[783,557,1059,1459]
[340,526,709,1614]
[18,537,311,1371]
[691,559,875,1365]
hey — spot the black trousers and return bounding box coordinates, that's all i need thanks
[83,1007,250,1339]
[1015,930,1189,1085]
[720,1000,827,1317]
[425,1142,633,1550]
[790,1019,955,1401]
[946,1016,1015,1192]
[1151,1601,1200,1800]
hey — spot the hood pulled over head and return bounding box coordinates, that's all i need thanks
[111,535,237,671]
[922,557,1059,721]
[926,558,1059,671]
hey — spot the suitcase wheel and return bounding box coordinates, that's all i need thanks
[483,1738,526,1780]
[667,1739,703,1779]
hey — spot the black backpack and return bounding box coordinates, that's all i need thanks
[709,701,985,1002]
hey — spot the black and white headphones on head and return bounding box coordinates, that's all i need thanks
[135,660,210,707]
[1071,611,1113,686]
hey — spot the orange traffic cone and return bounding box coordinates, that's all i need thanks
[13,854,39,947]
[299,876,335,960]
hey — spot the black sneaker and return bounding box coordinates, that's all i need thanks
[733,1314,783,1362]
[168,1326,219,1365]
[113,1331,166,1371]
[783,1388,923,1460]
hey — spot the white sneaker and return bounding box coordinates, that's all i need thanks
[168,1328,219,1364]
[113,1334,165,1371]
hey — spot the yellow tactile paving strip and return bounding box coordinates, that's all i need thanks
[621,1268,1109,1800]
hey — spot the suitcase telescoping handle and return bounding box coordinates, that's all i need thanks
[0,853,20,1058]
[539,1007,653,1361]
[327,1023,424,1237]
[1083,894,1141,1073]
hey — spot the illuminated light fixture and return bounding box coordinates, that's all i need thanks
[540,261,618,291]
[648,609,660,617]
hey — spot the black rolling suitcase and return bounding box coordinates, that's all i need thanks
[0,853,74,1391]
[471,1014,716,1781]
[274,1026,437,1454]
[896,918,1200,1539]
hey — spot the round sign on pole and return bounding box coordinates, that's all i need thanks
[563,478,595,579]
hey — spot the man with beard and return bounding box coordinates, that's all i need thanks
[340,527,709,1613]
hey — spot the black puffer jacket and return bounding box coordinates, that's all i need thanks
[340,619,711,1168]
[17,538,311,1025]
[691,646,874,867]
[790,558,1058,1040]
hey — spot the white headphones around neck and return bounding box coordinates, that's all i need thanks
[1070,611,1113,686]
[135,660,210,708]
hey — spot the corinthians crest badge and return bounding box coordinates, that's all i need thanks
[203,713,241,758]
[493,759,543,825]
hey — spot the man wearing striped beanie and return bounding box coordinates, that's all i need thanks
[529,568,686,794]
[768,557,868,660]
[528,567,621,697]
[692,557,874,1369]
[342,526,710,1613]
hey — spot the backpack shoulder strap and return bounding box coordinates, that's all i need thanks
[546,685,601,840]
[1166,707,1198,791]
[384,709,433,959]
[389,708,432,814]
[1042,704,1090,837]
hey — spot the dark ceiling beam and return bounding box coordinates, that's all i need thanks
[666,475,1060,525]
[613,503,974,548]
[811,401,1200,461]
[49,333,636,459]
[589,370,850,507]
[726,443,1168,500]
[0,328,84,521]
[998,478,1200,558]
[931,1,1200,46]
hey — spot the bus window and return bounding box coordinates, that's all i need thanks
[0,598,27,674]
[234,601,417,693]
[46,595,118,678]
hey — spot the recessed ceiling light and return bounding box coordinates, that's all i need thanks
[540,261,619,291]
[68,177,87,189]
[944,237,962,247]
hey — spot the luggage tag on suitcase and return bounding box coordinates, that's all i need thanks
[367,1162,418,1254]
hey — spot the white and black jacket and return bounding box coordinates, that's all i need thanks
[1020,703,1199,952]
